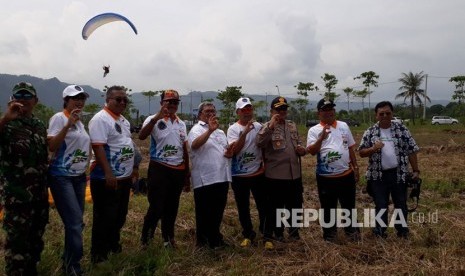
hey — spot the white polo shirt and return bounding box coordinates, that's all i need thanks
[143,115,187,166]
[187,121,231,189]
[307,121,355,176]
[89,107,135,179]
[227,121,263,176]
[48,111,91,176]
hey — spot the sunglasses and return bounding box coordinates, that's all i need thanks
[110,97,129,104]
[13,92,35,100]
[274,106,288,111]
[378,112,392,117]
[164,100,180,105]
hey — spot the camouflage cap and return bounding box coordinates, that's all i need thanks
[12,82,37,96]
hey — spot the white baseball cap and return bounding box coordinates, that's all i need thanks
[63,85,89,98]
[236,97,252,111]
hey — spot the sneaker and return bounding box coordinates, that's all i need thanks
[264,241,274,250]
[240,238,252,248]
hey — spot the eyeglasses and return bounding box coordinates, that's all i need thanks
[320,108,334,112]
[274,106,288,111]
[164,100,180,105]
[109,97,129,103]
[12,92,35,100]
[70,94,87,101]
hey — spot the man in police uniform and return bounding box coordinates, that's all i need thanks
[257,97,306,245]
[0,82,49,275]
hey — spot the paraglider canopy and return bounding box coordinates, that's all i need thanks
[82,12,138,40]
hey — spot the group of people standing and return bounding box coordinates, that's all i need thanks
[0,81,421,275]
[0,83,139,275]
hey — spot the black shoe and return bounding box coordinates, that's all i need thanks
[288,233,301,241]
[347,231,361,242]
[374,232,388,239]
[288,229,301,241]
[210,242,228,250]
[91,254,107,264]
[373,228,387,239]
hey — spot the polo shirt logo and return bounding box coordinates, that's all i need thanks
[158,121,167,130]
[115,123,122,134]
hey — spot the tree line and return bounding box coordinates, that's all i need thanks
[2,72,464,128]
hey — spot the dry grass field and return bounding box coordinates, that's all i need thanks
[1,124,465,275]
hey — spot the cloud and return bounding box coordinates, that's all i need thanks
[1,0,465,103]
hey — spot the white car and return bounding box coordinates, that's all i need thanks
[431,116,459,125]
[391,117,403,124]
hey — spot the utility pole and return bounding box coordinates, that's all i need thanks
[423,74,428,120]
[265,91,268,117]
[275,85,280,96]
[190,90,193,122]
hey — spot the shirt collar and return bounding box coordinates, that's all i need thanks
[103,106,120,120]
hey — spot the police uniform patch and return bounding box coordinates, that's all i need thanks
[158,121,167,130]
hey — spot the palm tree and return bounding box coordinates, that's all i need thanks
[396,71,430,125]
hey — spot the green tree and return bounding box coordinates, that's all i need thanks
[354,71,379,123]
[353,88,369,124]
[82,103,102,126]
[294,82,318,123]
[449,75,465,104]
[321,73,338,100]
[342,87,354,111]
[216,86,244,125]
[141,90,161,115]
[396,71,430,125]
[34,102,55,126]
[290,98,308,125]
[428,104,445,116]
[253,100,267,120]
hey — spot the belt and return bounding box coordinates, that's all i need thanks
[382,167,397,173]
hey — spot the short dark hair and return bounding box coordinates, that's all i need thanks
[63,97,70,108]
[375,101,394,113]
[106,85,126,99]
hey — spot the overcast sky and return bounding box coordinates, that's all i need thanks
[1,0,464,104]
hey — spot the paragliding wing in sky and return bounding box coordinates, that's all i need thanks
[82,12,138,40]
[103,65,110,77]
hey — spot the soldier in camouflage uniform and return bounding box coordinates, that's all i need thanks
[0,82,49,276]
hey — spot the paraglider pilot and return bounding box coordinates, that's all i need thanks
[103,65,110,77]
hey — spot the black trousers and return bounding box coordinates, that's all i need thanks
[370,168,409,235]
[193,182,229,248]
[267,177,303,239]
[90,178,131,262]
[232,173,272,240]
[316,172,358,240]
[142,161,185,242]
